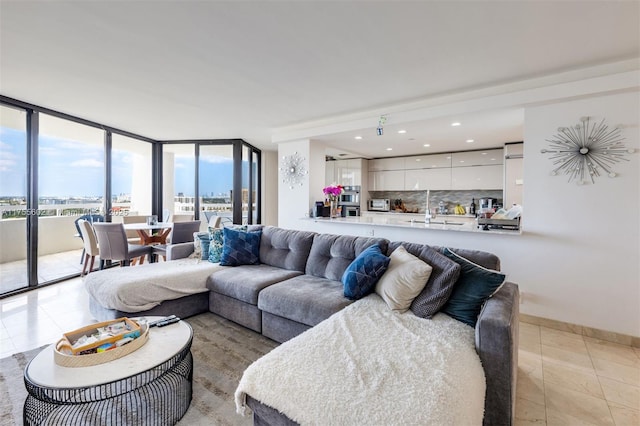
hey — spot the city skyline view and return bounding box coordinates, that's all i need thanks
[0,127,240,198]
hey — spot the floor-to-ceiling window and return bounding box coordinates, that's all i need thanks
[0,105,28,294]
[112,134,152,216]
[162,144,196,219]
[200,144,234,224]
[37,114,104,283]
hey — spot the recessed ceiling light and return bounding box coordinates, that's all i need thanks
[423,144,430,147]
[432,165,438,167]
[354,136,362,140]
[466,139,474,143]
[386,148,393,151]
[398,130,407,134]
[481,152,488,155]
[415,158,421,162]
[460,160,465,163]
[451,122,461,127]
[408,138,415,141]
[490,158,496,161]
[446,156,451,159]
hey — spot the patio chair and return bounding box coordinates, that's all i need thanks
[152,220,201,261]
[74,214,104,263]
[93,223,152,267]
[77,219,100,276]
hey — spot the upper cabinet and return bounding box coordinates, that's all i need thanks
[326,159,364,186]
[451,149,503,167]
[404,153,452,169]
[366,148,506,191]
[368,157,405,171]
[404,168,452,190]
[451,164,503,190]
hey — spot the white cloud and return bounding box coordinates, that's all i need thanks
[0,158,17,171]
[70,158,103,168]
[0,140,10,149]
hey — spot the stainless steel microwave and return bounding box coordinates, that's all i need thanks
[339,186,360,206]
[368,199,390,211]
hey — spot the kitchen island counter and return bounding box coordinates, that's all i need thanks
[307,216,521,236]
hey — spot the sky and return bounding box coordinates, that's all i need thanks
[0,127,245,198]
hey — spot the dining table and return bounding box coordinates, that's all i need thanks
[123,222,174,246]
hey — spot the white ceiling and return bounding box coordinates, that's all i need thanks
[0,1,638,155]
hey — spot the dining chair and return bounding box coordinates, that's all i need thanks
[74,214,104,263]
[162,208,171,223]
[172,214,194,223]
[122,215,147,243]
[77,219,100,276]
[93,223,152,267]
[152,220,201,262]
[208,215,222,229]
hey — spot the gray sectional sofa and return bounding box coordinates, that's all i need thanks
[88,225,519,426]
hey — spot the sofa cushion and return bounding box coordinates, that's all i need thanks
[436,246,501,271]
[387,241,462,319]
[440,247,507,327]
[258,275,354,327]
[375,246,432,313]
[207,264,302,305]
[342,244,390,300]
[305,234,389,281]
[220,227,262,266]
[259,227,316,272]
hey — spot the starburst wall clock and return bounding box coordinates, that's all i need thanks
[541,116,635,185]
[279,152,308,189]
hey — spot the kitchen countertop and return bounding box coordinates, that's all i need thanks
[364,211,477,219]
[307,216,521,235]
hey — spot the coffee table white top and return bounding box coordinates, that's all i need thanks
[25,317,192,388]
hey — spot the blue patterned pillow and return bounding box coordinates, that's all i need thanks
[194,232,211,261]
[208,228,224,263]
[220,227,262,266]
[439,247,506,327]
[342,244,390,300]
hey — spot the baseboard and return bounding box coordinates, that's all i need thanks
[520,314,640,348]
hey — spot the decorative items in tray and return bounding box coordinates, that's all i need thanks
[54,317,149,367]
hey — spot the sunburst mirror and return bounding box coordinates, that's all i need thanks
[541,116,634,185]
[279,152,308,189]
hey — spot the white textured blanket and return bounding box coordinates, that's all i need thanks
[84,258,225,312]
[235,295,486,425]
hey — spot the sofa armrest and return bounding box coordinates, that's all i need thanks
[166,242,195,260]
[475,281,519,426]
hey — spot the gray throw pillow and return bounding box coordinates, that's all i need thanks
[387,242,461,319]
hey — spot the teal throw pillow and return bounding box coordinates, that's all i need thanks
[220,227,262,266]
[195,232,211,261]
[208,228,224,263]
[439,247,506,327]
[342,244,390,300]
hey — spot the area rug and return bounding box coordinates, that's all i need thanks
[0,313,278,426]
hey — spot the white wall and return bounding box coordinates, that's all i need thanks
[277,140,328,228]
[282,90,640,337]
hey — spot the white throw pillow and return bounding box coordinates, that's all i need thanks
[375,245,433,313]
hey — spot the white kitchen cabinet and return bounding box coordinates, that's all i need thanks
[504,143,523,207]
[368,157,405,171]
[451,149,503,167]
[327,159,363,186]
[368,170,405,191]
[404,168,452,190]
[335,159,362,186]
[404,153,452,169]
[451,164,503,190]
[325,161,336,185]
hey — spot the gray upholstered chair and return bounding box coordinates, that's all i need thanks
[93,223,152,267]
[152,220,201,261]
[172,214,194,223]
[78,219,100,276]
[122,215,147,244]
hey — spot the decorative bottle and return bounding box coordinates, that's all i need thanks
[470,198,476,216]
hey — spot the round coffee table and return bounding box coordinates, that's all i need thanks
[23,318,193,425]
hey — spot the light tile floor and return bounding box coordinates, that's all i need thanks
[1,279,638,425]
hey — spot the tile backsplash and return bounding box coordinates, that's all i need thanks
[368,190,503,214]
